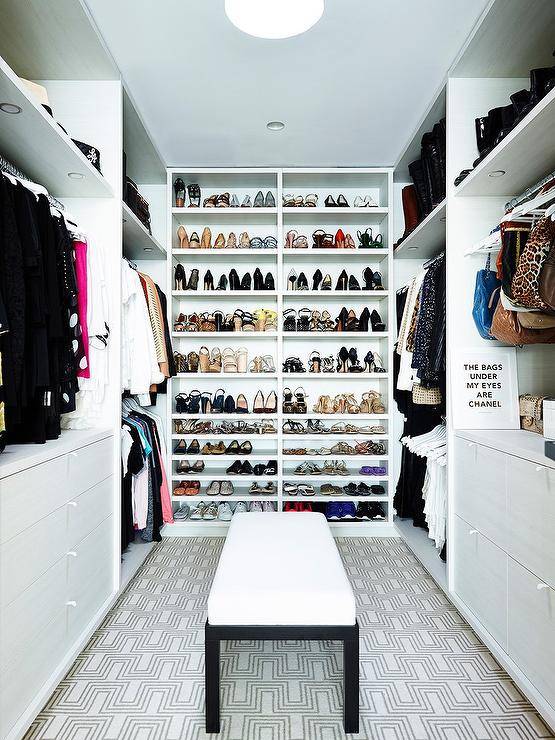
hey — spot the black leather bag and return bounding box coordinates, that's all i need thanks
[125,177,152,234]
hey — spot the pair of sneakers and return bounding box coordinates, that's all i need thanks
[326,502,387,521]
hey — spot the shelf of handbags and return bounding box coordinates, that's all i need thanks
[166,167,393,531]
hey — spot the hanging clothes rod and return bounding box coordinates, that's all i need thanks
[505,169,555,212]
[0,151,65,211]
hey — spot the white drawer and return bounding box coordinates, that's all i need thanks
[454,515,508,649]
[0,453,68,543]
[67,436,114,499]
[454,438,507,549]
[0,607,67,740]
[507,457,555,589]
[67,475,113,548]
[0,556,67,669]
[508,558,555,705]
[67,517,114,640]
[0,505,67,607]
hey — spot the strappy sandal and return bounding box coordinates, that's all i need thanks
[216,192,230,208]
[262,355,276,372]
[187,351,199,373]
[283,309,297,332]
[203,194,218,208]
[309,311,321,332]
[304,193,318,207]
[308,351,322,373]
[282,420,305,434]
[174,312,187,332]
[297,308,311,332]
[293,387,307,414]
[282,387,294,413]
[222,348,237,373]
[293,234,309,249]
[322,355,335,373]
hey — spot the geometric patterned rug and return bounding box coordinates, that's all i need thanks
[25,538,554,740]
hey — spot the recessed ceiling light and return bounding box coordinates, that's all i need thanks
[67,172,84,179]
[440,216,446,222]
[407,246,418,251]
[225,0,324,39]
[0,102,22,114]
[267,121,285,131]
[144,247,153,252]
[488,170,506,178]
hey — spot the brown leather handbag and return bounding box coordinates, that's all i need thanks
[539,239,555,311]
[490,302,555,344]
[517,311,555,329]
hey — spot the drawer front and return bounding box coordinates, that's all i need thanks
[0,556,67,669]
[67,436,114,499]
[0,608,67,739]
[508,558,555,704]
[454,515,508,649]
[68,475,113,548]
[68,517,114,641]
[0,506,67,607]
[454,438,507,549]
[507,457,555,589]
[0,454,68,543]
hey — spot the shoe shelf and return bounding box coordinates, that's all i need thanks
[165,167,394,534]
[393,198,446,259]
[454,86,555,197]
[122,202,167,260]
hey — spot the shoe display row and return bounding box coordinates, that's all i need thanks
[285,228,383,250]
[174,500,277,522]
[284,482,386,496]
[283,347,386,374]
[173,309,277,333]
[281,388,385,415]
[174,480,276,497]
[289,460,386,476]
[174,348,276,374]
[282,420,385,435]
[283,307,385,333]
[174,266,275,291]
[173,179,276,209]
[176,227,277,250]
[286,267,384,292]
[226,459,277,475]
[281,501,387,521]
[174,439,255,455]
[175,389,278,414]
[174,419,276,436]
[282,193,378,208]
[283,440,386,455]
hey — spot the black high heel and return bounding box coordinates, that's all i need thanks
[174,178,186,207]
[204,269,214,290]
[325,195,337,207]
[370,309,386,332]
[348,275,361,291]
[216,274,228,291]
[364,350,375,372]
[297,272,308,290]
[337,193,349,207]
[358,307,370,332]
[287,270,297,291]
[348,347,364,372]
[335,269,348,291]
[253,268,263,291]
[264,272,275,290]
[309,351,322,373]
[174,263,186,290]
[225,394,238,413]
[312,269,323,290]
[241,272,252,290]
[337,307,349,331]
[372,272,384,290]
[186,268,199,291]
[297,308,311,331]
[212,389,225,413]
[337,346,349,372]
[362,267,374,290]
[214,310,224,332]
[229,269,240,290]
[201,391,213,414]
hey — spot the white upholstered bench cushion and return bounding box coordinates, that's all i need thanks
[207,512,356,626]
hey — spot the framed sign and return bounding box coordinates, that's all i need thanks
[451,347,519,430]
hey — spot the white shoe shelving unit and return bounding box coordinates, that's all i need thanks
[164,167,395,536]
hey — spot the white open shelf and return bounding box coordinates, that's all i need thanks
[0,54,113,198]
[394,199,446,259]
[122,202,166,260]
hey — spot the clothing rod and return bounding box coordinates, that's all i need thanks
[0,151,65,211]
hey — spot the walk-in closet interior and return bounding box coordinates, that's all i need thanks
[0,1,554,738]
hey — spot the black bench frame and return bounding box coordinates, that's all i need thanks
[205,620,359,734]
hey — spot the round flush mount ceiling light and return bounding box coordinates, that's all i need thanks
[225,0,324,39]
[267,121,285,131]
[0,102,22,114]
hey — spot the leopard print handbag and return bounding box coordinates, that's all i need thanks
[511,217,555,310]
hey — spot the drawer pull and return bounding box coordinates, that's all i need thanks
[537,583,550,591]
[468,529,478,535]
[68,501,78,508]
[66,600,77,607]
[66,551,77,558]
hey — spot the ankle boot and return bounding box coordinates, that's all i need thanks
[229,269,240,290]
[186,268,199,291]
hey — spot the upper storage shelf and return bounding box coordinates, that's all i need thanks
[0,54,113,197]
[455,86,555,197]
[123,88,165,185]
[122,202,166,260]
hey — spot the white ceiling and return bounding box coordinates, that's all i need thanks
[85,0,489,168]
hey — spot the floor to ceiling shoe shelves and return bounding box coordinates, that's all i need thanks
[164,168,395,536]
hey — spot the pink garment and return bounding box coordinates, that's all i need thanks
[74,240,90,378]
[155,435,174,524]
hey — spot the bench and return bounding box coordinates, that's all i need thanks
[205,512,359,733]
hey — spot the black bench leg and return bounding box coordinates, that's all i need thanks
[205,632,220,733]
[343,626,359,733]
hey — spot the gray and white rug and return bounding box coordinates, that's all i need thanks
[26,538,553,740]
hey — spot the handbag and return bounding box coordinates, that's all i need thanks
[499,222,530,297]
[125,177,152,234]
[511,217,555,309]
[539,238,555,310]
[472,254,501,339]
[412,383,442,405]
[490,301,555,344]
[517,311,555,329]
[519,393,546,435]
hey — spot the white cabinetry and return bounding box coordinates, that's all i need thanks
[453,432,555,729]
[0,433,116,740]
